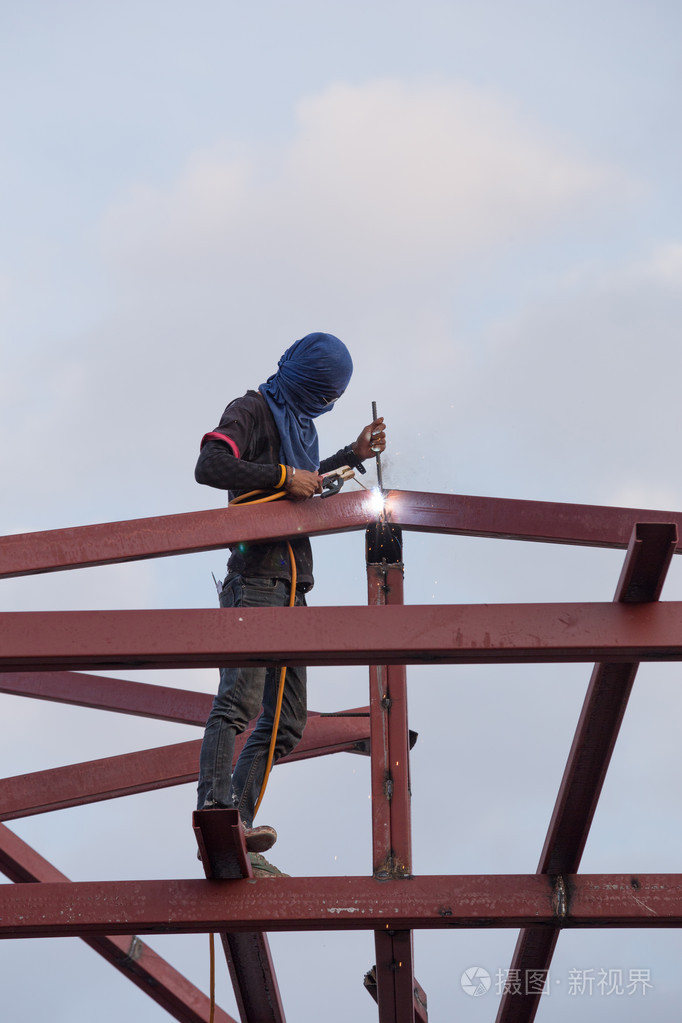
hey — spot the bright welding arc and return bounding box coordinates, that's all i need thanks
[370,487,385,518]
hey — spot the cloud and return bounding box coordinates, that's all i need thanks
[449,241,682,504]
[0,78,637,531]
[102,78,624,295]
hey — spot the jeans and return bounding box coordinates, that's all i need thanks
[196,574,307,827]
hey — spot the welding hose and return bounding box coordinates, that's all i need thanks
[227,489,296,819]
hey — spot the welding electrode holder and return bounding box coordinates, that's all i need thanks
[320,466,356,498]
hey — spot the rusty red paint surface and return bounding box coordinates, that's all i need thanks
[1,873,681,937]
[0,670,214,724]
[387,491,682,552]
[0,491,376,579]
[367,554,418,1023]
[2,600,682,671]
[1,490,681,580]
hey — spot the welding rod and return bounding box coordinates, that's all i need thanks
[371,400,384,492]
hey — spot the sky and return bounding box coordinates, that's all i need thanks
[1,1,682,1019]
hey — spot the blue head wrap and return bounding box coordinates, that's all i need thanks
[259,333,353,471]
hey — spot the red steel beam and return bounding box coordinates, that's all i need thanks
[0,671,213,724]
[0,709,370,820]
[193,810,286,1023]
[0,823,236,1023]
[364,967,428,1023]
[496,523,677,1023]
[367,535,418,1023]
[374,930,418,1023]
[1,491,681,581]
[387,491,682,552]
[0,672,371,742]
[368,564,413,880]
[0,491,376,579]
[1,873,681,937]
[0,739,201,819]
[3,601,682,671]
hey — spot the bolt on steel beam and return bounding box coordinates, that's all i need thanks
[495,522,678,1023]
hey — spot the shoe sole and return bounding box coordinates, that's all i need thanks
[244,829,277,853]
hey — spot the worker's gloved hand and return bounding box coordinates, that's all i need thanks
[352,417,386,461]
[285,468,323,500]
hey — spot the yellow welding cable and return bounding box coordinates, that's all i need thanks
[253,539,296,818]
[227,489,296,819]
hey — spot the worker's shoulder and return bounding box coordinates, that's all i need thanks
[221,389,267,421]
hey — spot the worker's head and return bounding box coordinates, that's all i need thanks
[268,332,353,418]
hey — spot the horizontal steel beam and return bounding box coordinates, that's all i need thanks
[0,824,236,1023]
[387,491,682,551]
[0,491,375,578]
[0,709,370,819]
[1,491,680,580]
[1,874,680,938]
[2,602,682,672]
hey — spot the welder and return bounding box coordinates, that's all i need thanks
[194,332,386,877]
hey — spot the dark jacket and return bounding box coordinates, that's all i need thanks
[195,389,358,589]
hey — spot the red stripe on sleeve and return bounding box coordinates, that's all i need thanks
[200,431,241,458]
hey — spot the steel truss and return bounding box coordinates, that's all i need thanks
[1,488,681,1023]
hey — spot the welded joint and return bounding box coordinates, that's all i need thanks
[122,935,143,967]
[552,875,569,921]
[373,853,412,880]
[414,983,428,1014]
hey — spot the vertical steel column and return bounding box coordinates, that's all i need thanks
[366,522,418,1023]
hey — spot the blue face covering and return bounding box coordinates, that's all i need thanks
[258,333,353,471]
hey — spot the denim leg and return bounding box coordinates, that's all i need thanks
[196,576,306,815]
[232,643,307,828]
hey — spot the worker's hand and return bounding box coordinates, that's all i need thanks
[284,467,323,500]
[352,417,386,461]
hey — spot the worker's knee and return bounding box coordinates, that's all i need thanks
[276,711,307,758]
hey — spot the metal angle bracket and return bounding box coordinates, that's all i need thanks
[192,809,286,1023]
